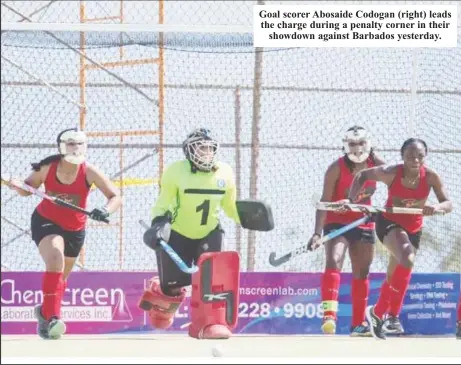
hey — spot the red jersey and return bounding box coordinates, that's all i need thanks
[36,161,91,231]
[382,165,430,234]
[325,156,376,229]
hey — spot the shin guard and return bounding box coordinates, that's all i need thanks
[138,277,186,329]
[42,272,64,320]
[321,269,341,320]
[351,278,369,327]
[188,251,240,339]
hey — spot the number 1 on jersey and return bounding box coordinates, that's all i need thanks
[196,199,210,225]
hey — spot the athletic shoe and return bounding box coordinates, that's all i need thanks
[34,304,66,340]
[365,305,386,340]
[47,317,66,339]
[350,321,372,337]
[321,315,336,334]
[383,315,404,335]
[34,304,49,339]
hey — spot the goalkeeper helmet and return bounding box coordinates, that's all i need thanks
[57,128,87,165]
[342,125,371,164]
[182,128,219,172]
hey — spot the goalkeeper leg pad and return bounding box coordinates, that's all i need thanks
[188,251,240,339]
[138,277,186,329]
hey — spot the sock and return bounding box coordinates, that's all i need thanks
[42,272,64,320]
[388,264,412,317]
[321,269,341,320]
[351,278,369,327]
[62,280,68,304]
[375,264,412,318]
[374,280,392,319]
[457,296,461,322]
[389,279,409,317]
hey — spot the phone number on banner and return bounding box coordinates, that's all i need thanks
[238,302,324,319]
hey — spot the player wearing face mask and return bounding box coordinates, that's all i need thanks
[4,127,121,340]
[307,126,386,336]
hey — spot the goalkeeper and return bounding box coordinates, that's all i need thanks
[140,128,273,339]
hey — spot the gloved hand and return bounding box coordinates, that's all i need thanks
[307,233,323,251]
[143,215,172,251]
[89,207,110,223]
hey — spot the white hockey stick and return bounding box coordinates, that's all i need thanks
[316,201,446,215]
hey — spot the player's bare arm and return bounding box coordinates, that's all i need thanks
[306,160,341,252]
[86,163,122,217]
[348,164,398,203]
[7,164,49,197]
[314,160,340,235]
[425,167,453,215]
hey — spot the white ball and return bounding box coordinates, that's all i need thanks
[211,344,224,357]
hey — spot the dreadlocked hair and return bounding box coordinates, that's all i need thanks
[31,154,62,172]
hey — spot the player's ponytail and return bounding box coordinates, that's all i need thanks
[368,147,377,164]
[31,154,62,171]
[343,154,354,172]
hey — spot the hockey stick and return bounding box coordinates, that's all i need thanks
[268,215,370,267]
[138,220,199,274]
[316,201,446,215]
[1,151,157,207]
[1,174,109,223]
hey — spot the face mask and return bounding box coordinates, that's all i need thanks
[186,139,219,171]
[58,130,87,165]
[342,128,371,163]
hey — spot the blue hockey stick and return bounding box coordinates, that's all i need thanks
[139,220,199,274]
[268,215,370,267]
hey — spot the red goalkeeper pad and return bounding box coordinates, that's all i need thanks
[189,251,240,335]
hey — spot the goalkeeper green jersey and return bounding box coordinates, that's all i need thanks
[151,160,240,239]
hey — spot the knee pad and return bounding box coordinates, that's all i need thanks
[188,251,240,339]
[138,277,186,329]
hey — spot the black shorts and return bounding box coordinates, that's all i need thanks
[375,214,422,249]
[31,209,86,258]
[323,223,376,244]
[156,224,223,294]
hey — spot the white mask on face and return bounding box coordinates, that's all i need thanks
[186,139,219,172]
[342,127,371,164]
[58,130,87,165]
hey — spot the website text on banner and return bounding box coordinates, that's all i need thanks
[1,272,459,336]
[253,4,458,48]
